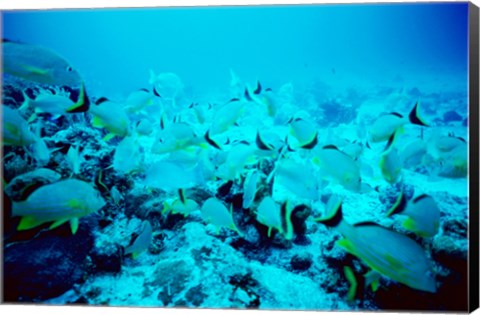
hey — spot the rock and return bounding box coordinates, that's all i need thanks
[3,214,97,302]
[127,191,165,219]
[89,243,123,274]
[443,110,462,122]
[442,217,468,239]
[146,258,194,306]
[228,272,261,308]
[431,235,467,270]
[290,253,313,271]
[2,153,35,184]
[184,285,207,307]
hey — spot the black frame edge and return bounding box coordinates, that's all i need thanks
[469,1,480,313]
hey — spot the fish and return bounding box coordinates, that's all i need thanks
[255,130,274,151]
[312,145,361,192]
[387,192,440,237]
[255,196,283,237]
[200,197,243,236]
[288,117,318,149]
[273,159,321,200]
[148,70,184,103]
[20,82,90,119]
[89,98,131,141]
[66,145,82,176]
[124,89,156,114]
[210,100,245,135]
[314,197,437,294]
[2,105,37,146]
[163,189,199,217]
[2,39,82,86]
[151,122,204,155]
[113,136,143,174]
[341,140,364,161]
[400,139,427,169]
[434,143,467,178]
[143,161,205,191]
[11,178,106,234]
[135,118,154,136]
[427,133,467,161]
[343,266,382,301]
[369,102,428,143]
[110,186,123,205]
[431,134,466,153]
[124,221,153,259]
[30,134,50,166]
[242,169,260,209]
[215,142,257,181]
[379,135,403,184]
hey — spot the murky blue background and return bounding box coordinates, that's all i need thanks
[2,3,468,98]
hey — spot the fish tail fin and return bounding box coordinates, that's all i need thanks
[343,266,359,301]
[66,82,90,113]
[386,190,407,216]
[313,196,343,228]
[178,188,186,204]
[408,101,428,126]
[19,91,31,112]
[383,128,401,153]
[364,270,381,292]
[205,130,221,149]
[281,201,294,240]
[162,201,171,214]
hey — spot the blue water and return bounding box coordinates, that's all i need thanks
[2,3,468,97]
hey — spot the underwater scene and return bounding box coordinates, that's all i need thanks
[1,2,471,312]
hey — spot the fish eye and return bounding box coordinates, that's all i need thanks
[66,66,73,72]
[426,271,434,278]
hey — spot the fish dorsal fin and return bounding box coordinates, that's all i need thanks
[322,144,340,150]
[253,81,262,95]
[66,82,90,113]
[386,191,408,216]
[408,102,428,126]
[256,131,273,151]
[389,112,403,118]
[300,132,318,149]
[178,188,186,204]
[95,97,109,105]
[153,86,161,97]
[412,194,429,203]
[205,130,221,150]
[244,88,253,101]
[353,221,381,227]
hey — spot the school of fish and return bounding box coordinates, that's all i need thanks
[2,40,469,301]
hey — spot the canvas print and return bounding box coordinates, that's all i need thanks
[1,2,477,312]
